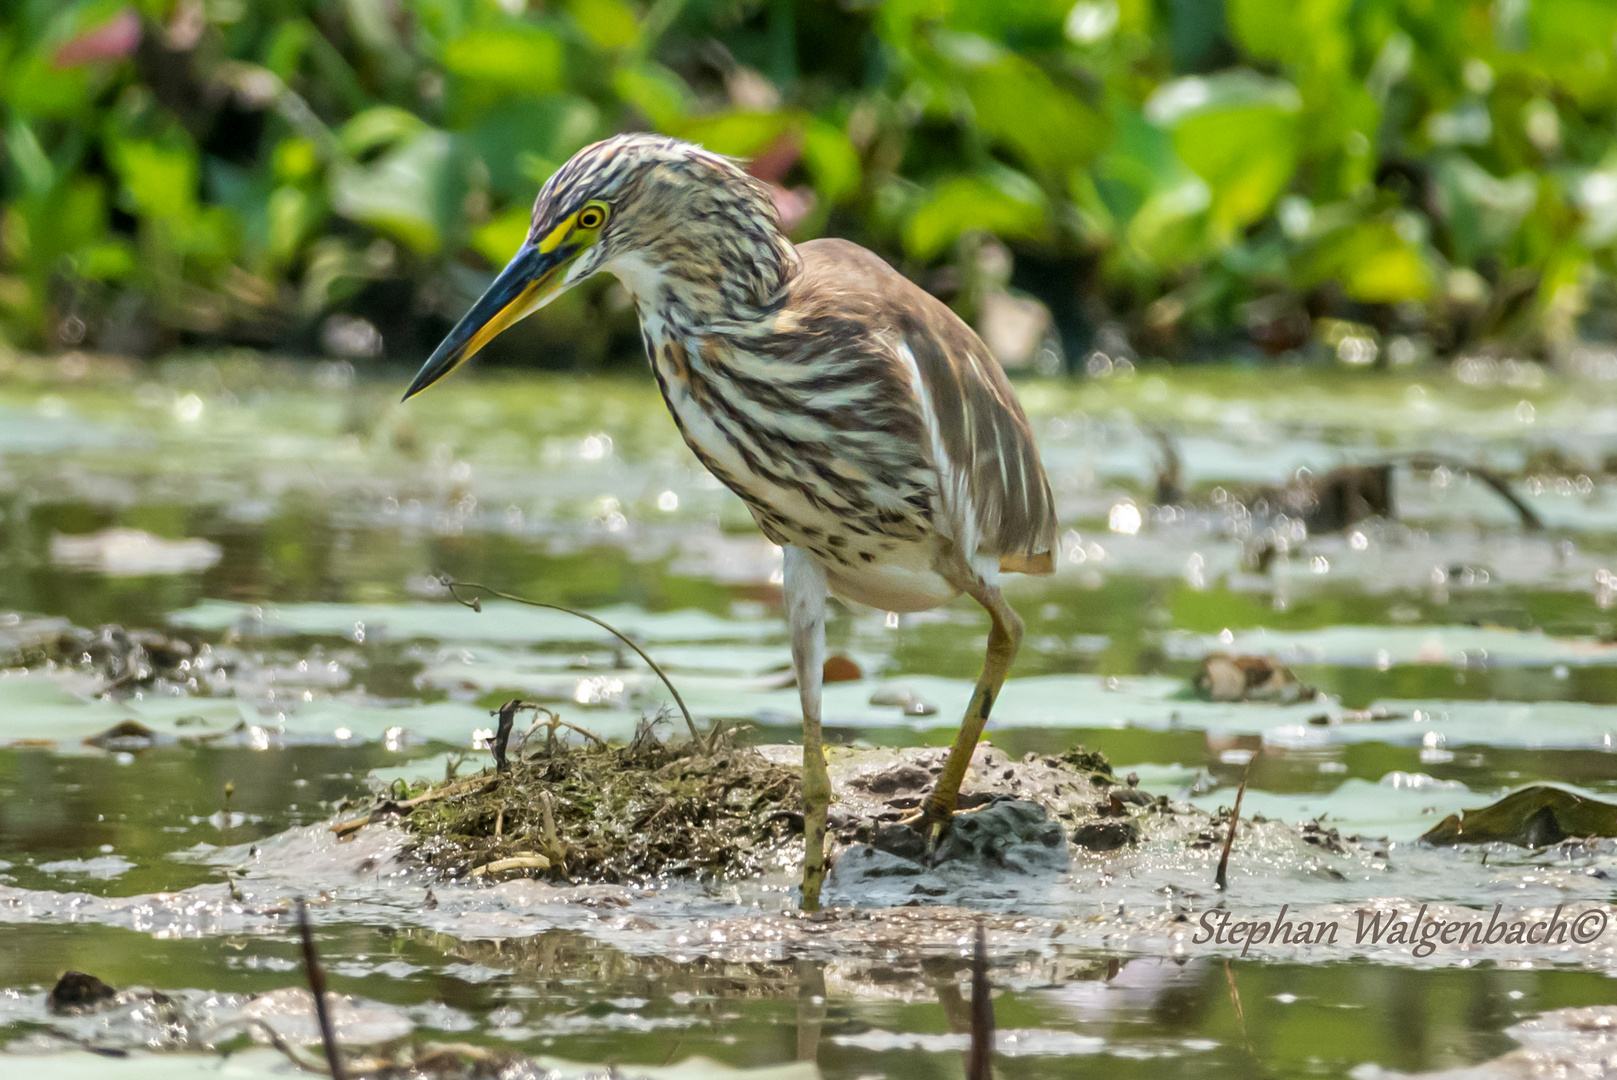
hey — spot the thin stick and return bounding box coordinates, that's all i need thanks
[967,919,993,1080]
[469,853,551,877]
[203,1017,325,1073]
[442,577,703,746]
[1399,452,1544,530]
[295,898,345,1080]
[1214,758,1254,891]
[328,775,498,837]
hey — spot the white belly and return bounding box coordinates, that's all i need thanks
[822,548,959,612]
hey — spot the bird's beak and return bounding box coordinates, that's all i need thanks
[402,241,575,401]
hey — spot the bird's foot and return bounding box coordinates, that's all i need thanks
[898,800,988,857]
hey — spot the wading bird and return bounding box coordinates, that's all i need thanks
[404,134,1055,908]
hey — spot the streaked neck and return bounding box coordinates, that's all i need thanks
[608,237,798,337]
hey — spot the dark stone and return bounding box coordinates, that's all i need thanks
[48,971,118,1015]
[873,822,927,862]
[840,845,926,877]
[827,798,1072,905]
[1073,820,1140,852]
[931,799,1068,873]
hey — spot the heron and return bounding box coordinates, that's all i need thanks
[404,134,1056,909]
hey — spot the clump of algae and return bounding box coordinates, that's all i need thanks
[399,717,803,884]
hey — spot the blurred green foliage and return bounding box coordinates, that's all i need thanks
[4,0,1617,366]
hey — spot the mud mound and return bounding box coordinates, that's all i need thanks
[369,732,1123,890]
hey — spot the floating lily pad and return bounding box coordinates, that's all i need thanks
[1420,785,1617,846]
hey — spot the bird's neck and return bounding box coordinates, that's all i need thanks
[609,230,799,339]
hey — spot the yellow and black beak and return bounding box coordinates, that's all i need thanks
[402,241,575,401]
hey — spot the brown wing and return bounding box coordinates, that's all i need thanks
[793,239,1058,574]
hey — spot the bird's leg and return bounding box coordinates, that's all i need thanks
[784,547,831,911]
[909,576,1024,845]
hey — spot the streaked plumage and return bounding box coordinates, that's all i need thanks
[405,133,1057,908]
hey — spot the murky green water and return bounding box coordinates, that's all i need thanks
[5,352,1617,1076]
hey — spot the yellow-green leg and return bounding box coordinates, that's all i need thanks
[917,577,1024,835]
[784,547,831,910]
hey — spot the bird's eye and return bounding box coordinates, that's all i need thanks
[576,203,608,230]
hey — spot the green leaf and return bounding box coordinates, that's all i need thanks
[903,171,1046,260]
[339,107,429,159]
[1421,785,1617,846]
[941,35,1101,172]
[1226,0,1352,64]
[1147,70,1302,240]
[6,119,55,196]
[464,97,599,199]
[1125,177,1212,268]
[1305,217,1432,304]
[471,204,532,266]
[568,0,640,51]
[613,64,692,130]
[273,138,323,185]
[1433,156,1539,265]
[331,130,458,255]
[680,112,792,158]
[111,139,198,220]
[268,186,324,266]
[441,26,564,95]
[1528,0,1617,107]
[802,121,861,203]
[75,238,134,280]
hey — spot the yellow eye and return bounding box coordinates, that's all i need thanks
[576,203,608,230]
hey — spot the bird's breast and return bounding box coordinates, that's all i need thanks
[645,332,950,598]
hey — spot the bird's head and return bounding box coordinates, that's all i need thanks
[403,133,793,400]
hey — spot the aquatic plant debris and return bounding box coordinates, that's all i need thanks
[361,731,1136,890]
[389,721,805,883]
[1420,785,1617,847]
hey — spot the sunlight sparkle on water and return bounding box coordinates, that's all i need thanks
[174,393,204,422]
[1108,501,1142,534]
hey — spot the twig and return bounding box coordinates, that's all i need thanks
[328,775,498,837]
[968,918,993,1080]
[1215,757,1254,891]
[492,699,604,770]
[538,789,567,876]
[1146,422,1184,506]
[204,1017,326,1073]
[1400,452,1544,530]
[492,699,519,771]
[441,577,705,746]
[469,853,551,878]
[296,898,345,1080]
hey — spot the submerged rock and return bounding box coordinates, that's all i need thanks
[46,971,119,1015]
[1072,820,1141,852]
